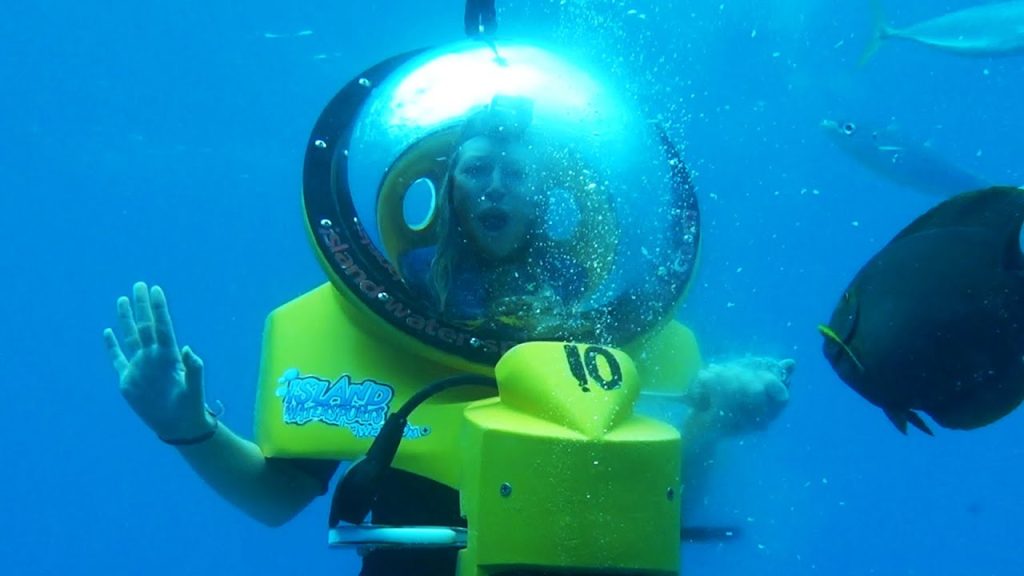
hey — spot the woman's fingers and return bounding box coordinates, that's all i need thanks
[182,346,205,398]
[116,295,141,353]
[149,285,179,351]
[103,328,130,376]
[132,282,156,348]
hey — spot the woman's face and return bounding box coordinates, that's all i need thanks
[450,135,540,261]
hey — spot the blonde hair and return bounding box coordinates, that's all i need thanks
[428,96,543,319]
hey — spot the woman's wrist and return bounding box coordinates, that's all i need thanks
[158,406,221,446]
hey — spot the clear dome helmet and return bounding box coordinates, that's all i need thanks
[303,40,700,368]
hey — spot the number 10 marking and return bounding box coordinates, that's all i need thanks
[563,344,623,393]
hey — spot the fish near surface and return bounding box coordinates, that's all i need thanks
[862,0,1024,63]
[819,186,1024,434]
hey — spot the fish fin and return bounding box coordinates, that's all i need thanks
[885,408,933,435]
[884,408,909,434]
[906,410,934,436]
[859,0,890,66]
[681,525,742,543]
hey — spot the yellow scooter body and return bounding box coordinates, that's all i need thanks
[254,282,492,487]
[458,343,681,576]
[254,284,694,574]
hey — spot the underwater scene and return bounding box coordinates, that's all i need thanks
[3,1,1024,575]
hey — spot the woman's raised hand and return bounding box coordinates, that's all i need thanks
[103,282,213,442]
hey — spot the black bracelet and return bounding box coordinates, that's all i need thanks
[159,407,220,446]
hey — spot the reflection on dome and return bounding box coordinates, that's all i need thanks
[333,40,699,349]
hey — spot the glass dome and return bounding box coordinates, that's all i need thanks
[305,39,699,365]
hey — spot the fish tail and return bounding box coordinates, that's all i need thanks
[859,0,890,66]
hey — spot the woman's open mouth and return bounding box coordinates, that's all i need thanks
[478,208,509,231]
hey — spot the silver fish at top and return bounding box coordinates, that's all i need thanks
[861,0,1024,63]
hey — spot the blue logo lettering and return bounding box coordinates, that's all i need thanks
[275,369,430,439]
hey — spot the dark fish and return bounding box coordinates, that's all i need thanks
[819,186,1024,434]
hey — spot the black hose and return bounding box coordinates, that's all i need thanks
[329,374,497,526]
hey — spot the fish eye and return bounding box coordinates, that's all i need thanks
[842,122,856,135]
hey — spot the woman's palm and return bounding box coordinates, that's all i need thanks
[104,282,207,440]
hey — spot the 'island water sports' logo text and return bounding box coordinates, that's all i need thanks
[275,369,430,439]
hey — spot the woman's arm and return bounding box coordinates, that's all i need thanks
[105,282,330,527]
[174,417,329,527]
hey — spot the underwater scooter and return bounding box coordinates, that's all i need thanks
[252,21,704,576]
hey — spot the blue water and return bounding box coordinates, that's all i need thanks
[3,1,1023,574]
